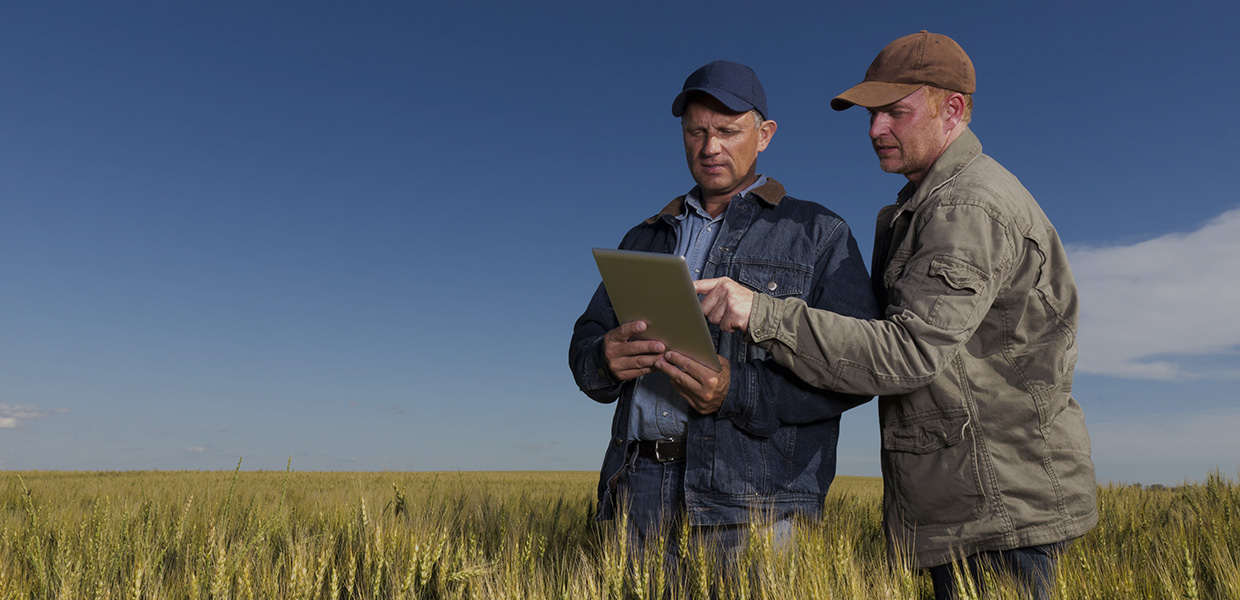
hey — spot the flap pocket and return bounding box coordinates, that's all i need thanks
[883,412,970,454]
[928,255,988,293]
[735,261,811,298]
[882,409,984,525]
[921,255,990,329]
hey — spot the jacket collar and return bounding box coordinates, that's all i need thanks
[645,177,785,225]
[893,127,982,218]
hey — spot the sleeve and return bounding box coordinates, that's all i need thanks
[717,218,881,437]
[748,201,1012,396]
[569,223,666,403]
[568,279,625,404]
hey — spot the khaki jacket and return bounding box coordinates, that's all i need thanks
[749,128,1097,567]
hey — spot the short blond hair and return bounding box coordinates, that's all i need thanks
[924,86,973,124]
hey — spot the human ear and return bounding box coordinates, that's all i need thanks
[943,94,966,129]
[757,120,777,152]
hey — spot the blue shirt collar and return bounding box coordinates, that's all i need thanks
[681,174,768,221]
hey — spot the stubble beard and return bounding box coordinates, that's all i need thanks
[877,151,911,175]
[876,146,931,177]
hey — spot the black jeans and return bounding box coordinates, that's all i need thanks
[927,541,1070,600]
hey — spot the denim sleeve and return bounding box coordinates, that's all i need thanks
[718,219,879,437]
[568,280,624,403]
[571,222,677,404]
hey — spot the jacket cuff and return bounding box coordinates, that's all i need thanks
[581,337,618,390]
[749,293,795,348]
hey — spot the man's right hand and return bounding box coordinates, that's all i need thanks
[603,321,666,381]
[694,277,754,333]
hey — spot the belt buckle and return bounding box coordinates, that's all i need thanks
[654,439,676,462]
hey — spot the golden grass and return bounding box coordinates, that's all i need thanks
[2,465,1238,599]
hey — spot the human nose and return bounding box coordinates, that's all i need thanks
[868,113,888,139]
[701,132,722,155]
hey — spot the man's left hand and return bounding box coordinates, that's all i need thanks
[655,351,729,415]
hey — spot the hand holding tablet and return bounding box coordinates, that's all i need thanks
[592,248,721,371]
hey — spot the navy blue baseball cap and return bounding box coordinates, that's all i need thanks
[671,60,768,119]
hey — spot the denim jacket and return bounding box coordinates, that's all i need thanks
[748,130,1098,566]
[569,179,879,526]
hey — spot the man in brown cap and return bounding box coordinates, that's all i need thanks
[692,32,1097,599]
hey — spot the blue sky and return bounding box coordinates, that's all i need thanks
[2,1,1237,486]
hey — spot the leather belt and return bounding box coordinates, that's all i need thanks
[636,439,686,462]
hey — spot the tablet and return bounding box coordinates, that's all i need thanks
[592,248,721,370]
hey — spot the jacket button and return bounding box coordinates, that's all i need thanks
[767,280,778,291]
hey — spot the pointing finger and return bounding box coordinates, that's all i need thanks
[693,278,722,295]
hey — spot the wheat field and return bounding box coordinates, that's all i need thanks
[2,462,1237,599]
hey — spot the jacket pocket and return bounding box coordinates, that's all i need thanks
[735,261,812,298]
[709,417,798,496]
[883,410,985,525]
[924,255,989,330]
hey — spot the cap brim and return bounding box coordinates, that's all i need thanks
[830,81,922,111]
[672,87,757,117]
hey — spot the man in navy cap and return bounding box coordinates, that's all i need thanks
[569,60,879,566]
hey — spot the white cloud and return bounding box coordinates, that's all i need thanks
[1068,207,1240,380]
[0,404,68,428]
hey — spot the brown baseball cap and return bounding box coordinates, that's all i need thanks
[831,31,975,111]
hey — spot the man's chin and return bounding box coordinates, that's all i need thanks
[693,175,731,192]
[878,160,905,174]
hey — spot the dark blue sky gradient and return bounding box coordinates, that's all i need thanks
[2,1,1237,484]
